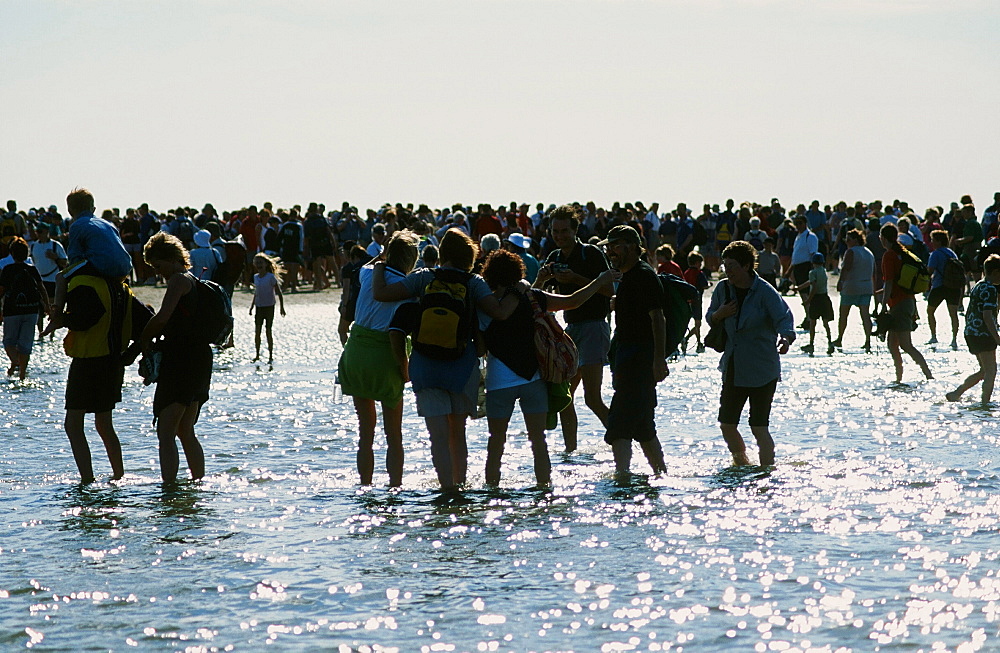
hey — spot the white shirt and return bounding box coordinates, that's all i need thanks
[353,264,410,331]
[253,272,278,307]
[30,240,67,282]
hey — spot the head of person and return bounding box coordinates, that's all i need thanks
[7,237,28,263]
[846,229,865,247]
[721,240,757,282]
[143,232,190,272]
[599,225,643,269]
[688,251,704,269]
[749,216,761,230]
[897,217,911,233]
[253,252,278,274]
[371,223,387,244]
[481,249,526,291]
[879,222,900,250]
[206,222,222,240]
[811,253,825,267]
[984,254,1000,279]
[35,222,51,241]
[479,233,501,256]
[656,243,675,263]
[549,205,581,249]
[383,229,419,274]
[66,187,95,219]
[349,244,368,263]
[193,230,212,249]
[506,232,531,254]
[930,229,949,249]
[763,236,775,251]
[794,215,807,232]
[421,244,439,267]
[438,228,478,271]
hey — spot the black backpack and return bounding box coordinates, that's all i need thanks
[658,273,698,355]
[5,266,41,313]
[194,278,234,346]
[340,262,364,323]
[412,268,474,360]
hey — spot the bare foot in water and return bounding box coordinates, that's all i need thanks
[732,451,752,466]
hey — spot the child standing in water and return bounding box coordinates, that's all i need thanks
[947,254,1000,404]
[794,253,835,356]
[249,253,286,363]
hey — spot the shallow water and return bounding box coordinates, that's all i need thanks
[2,289,999,652]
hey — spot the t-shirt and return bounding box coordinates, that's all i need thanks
[253,272,278,308]
[353,265,410,331]
[962,219,983,259]
[927,247,958,290]
[0,262,43,317]
[881,249,907,307]
[189,247,222,280]
[658,260,683,277]
[683,268,709,295]
[613,260,662,343]
[807,265,828,295]
[543,242,610,323]
[965,280,998,337]
[30,240,67,282]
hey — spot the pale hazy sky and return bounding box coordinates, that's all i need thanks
[3,0,998,214]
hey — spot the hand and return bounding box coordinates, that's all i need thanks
[248,307,254,315]
[777,337,790,355]
[535,265,554,283]
[653,358,668,382]
[713,299,738,321]
[280,307,287,317]
[553,269,581,285]
[597,269,622,286]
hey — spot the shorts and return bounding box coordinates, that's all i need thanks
[966,333,998,355]
[485,379,547,421]
[792,262,811,288]
[153,342,212,421]
[840,293,872,307]
[565,319,611,367]
[415,369,479,418]
[718,377,778,427]
[605,339,657,444]
[65,355,124,413]
[254,304,275,329]
[2,313,37,355]
[807,293,834,321]
[928,286,961,307]
[310,243,334,258]
[888,295,917,332]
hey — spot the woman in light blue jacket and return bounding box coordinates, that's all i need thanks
[706,241,795,467]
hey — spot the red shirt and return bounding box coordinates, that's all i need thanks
[881,249,906,307]
[658,260,684,276]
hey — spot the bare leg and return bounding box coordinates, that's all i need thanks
[559,372,583,453]
[253,321,262,360]
[354,397,377,485]
[611,439,632,477]
[524,412,551,486]
[837,304,850,342]
[485,418,510,486]
[93,411,124,480]
[157,403,187,483]
[749,426,775,466]
[927,300,940,341]
[580,364,609,427]
[720,423,751,466]
[64,409,95,483]
[887,332,905,383]
[176,402,205,480]
[381,399,404,487]
[425,415,455,490]
[448,414,468,485]
[859,305,872,348]
[947,303,960,346]
[265,321,274,361]
[638,438,666,475]
[897,331,932,380]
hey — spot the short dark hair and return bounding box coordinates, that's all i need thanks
[549,205,580,229]
[985,254,1000,276]
[721,240,757,269]
[481,249,526,290]
[7,237,28,262]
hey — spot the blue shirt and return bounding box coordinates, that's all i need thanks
[66,212,132,277]
[706,275,795,387]
[927,247,957,290]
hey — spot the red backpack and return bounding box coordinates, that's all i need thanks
[528,290,578,383]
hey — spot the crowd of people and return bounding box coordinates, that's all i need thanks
[3,190,1000,489]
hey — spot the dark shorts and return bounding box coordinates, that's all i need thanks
[255,304,275,329]
[889,296,917,332]
[807,293,834,321]
[966,334,998,355]
[42,281,56,300]
[65,356,124,413]
[792,262,811,287]
[718,377,778,427]
[928,285,961,307]
[310,243,334,258]
[605,340,657,444]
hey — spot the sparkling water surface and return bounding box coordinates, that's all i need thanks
[2,288,999,652]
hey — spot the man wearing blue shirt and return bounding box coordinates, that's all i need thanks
[789,216,818,325]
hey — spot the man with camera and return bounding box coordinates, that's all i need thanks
[534,205,613,452]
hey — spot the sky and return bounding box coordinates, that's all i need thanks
[2,0,998,214]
